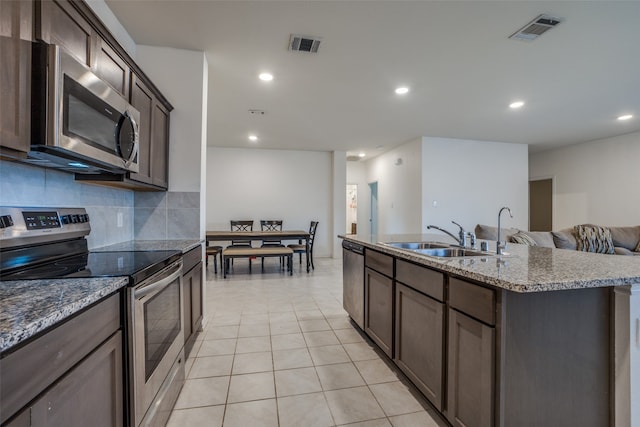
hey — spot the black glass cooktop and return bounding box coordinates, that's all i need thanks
[1,250,181,284]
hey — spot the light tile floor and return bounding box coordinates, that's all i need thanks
[168,257,447,427]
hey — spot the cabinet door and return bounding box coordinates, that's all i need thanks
[395,283,444,410]
[4,409,29,427]
[0,0,32,155]
[446,309,494,427]
[36,0,97,67]
[129,74,169,189]
[183,262,203,358]
[129,75,153,184]
[182,273,193,347]
[364,267,394,357]
[151,102,170,188]
[30,331,123,427]
[95,39,130,98]
[190,263,203,334]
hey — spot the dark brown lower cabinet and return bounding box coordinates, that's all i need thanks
[364,267,394,357]
[446,309,495,427]
[31,331,123,426]
[182,246,203,357]
[189,263,203,333]
[6,331,123,427]
[394,283,444,410]
[1,293,123,426]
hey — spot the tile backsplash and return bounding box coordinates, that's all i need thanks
[134,191,200,240]
[0,161,200,247]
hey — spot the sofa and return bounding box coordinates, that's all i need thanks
[474,223,640,256]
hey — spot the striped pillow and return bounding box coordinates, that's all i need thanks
[510,231,538,246]
[574,225,614,254]
[635,240,640,252]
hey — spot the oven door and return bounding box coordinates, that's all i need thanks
[129,260,184,427]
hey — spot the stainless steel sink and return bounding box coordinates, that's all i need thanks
[384,242,451,250]
[415,248,489,257]
[382,241,494,258]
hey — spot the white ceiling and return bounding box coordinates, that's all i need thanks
[105,0,640,157]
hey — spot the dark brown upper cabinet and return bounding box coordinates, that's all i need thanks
[35,0,97,68]
[95,38,130,98]
[29,0,173,190]
[128,75,169,189]
[0,0,33,157]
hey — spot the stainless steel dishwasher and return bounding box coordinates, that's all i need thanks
[342,240,364,329]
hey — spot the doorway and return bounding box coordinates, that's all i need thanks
[529,178,553,231]
[346,184,358,234]
[369,181,378,235]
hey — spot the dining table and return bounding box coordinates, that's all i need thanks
[205,230,312,272]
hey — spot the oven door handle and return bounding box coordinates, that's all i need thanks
[134,261,182,300]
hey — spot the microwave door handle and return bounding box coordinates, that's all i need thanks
[134,262,182,300]
[122,110,139,168]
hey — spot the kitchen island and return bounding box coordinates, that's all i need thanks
[340,233,640,427]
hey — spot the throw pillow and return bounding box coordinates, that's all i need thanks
[574,225,615,254]
[635,240,640,252]
[510,231,538,246]
[551,229,578,250]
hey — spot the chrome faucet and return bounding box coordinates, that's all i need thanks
[427,221,473,247]
[497,207,513,255]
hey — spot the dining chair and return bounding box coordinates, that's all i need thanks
[205,243,223,274]
[288,221,318,270]
[229,220,254,268]
[229,220,254,246]
[260,220,284,269]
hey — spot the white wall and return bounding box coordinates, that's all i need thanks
[206,147,335,257]
[422,137,529,233]
[350,137,528,237]
[332,152,347,257]
[530,132,640,228]
[365,138,423,234]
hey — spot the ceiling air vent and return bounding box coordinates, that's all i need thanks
[346,155,361,162]
[289,34,321,53]
[509,14,563,41]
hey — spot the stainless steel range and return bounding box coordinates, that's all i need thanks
[0,206,185,427]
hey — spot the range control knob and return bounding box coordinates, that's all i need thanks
[0,215,13,229]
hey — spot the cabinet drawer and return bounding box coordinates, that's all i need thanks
[449,278,496,326]
[183,245,202,273]
[365,249,393,277]
[396,260,444,302]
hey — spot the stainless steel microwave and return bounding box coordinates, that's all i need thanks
[27,43,140,174]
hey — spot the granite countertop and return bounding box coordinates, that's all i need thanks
[341,233,640,293]
[0,277,128,353]
[93,239,203,254]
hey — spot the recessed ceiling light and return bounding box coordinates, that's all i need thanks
[259,73,273,81]
[248,134,258,142]
[509,101,525,109]
[358,153,365,158]
[395,87,409,95]
[617,114,633,121]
